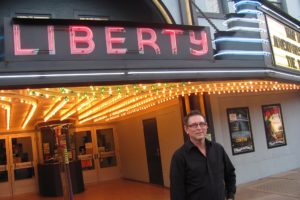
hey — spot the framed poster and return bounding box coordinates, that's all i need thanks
[262,104,287,148]
[227,107,255,155]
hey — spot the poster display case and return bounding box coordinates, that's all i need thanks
[262,104,287,148]
[227,107,255,155]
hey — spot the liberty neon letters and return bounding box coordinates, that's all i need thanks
[13,25,209,57]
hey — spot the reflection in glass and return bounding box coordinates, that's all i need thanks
[74,131,95,170]
[0,139,8,182]
[11,137,35,180]
[96,128,117,168]
[227,107,255,155]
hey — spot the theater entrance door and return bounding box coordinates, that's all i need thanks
[0,133,37,197]
[74,126,120,184]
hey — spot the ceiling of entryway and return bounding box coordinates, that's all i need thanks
[0,80,299,132]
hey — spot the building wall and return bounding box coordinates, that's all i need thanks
[162,0,182,24]
[210,91,300,184]
[285,0,300,20]
[197,18,226,42]
[116,100,184,187]
[0,0,164,21]
[115,116,149,182]
[162,0,300,34]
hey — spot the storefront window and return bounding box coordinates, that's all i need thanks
[96,129,117,168]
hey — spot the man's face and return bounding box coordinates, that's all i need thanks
[184,115,208,142]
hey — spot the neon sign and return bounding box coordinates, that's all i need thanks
[5,18,213,61]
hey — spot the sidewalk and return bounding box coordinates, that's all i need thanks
[235,168,300,200]
[4,167,300,200]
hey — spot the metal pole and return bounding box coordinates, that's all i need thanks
[56,126,74,200]
[64,125,74,200]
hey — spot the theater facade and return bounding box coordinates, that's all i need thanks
[0,0,299,197]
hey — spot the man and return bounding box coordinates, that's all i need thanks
[170,110,236,200]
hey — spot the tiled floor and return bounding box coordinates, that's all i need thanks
[235,168,300,200]
[3,168,300,200]
[2,180,169,200]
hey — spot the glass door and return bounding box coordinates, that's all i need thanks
[74,128,98,184]
[9,134,37,196]
[95,127,120,182]
[74,126,120,184]
[0,136,11,197]
[0,133,37,197]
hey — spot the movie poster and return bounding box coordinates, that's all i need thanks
[262,104,287,148]
[227,107,255,155]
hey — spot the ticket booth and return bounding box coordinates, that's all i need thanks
[36,122,85,197]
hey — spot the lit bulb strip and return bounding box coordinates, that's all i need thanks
[89,83,180,123]
[44,98,68,122]
[70,98,94,113]
[78,96,122,120]
[0,100,11,130]
[81,95,149,124]
[60,98,88,121]
[0,93,37,129]
[103,96,176,122]
[20,97,37,129]
[0,81,298,130]
[33,89,73,97]
[2,80,299,129]
[94,95,154,122]
[6,107,10,130]
[22,104,37,129]
[213,37,268,43]
[115,96,163,116]
[34,88,94,97]
[108,94,178,121]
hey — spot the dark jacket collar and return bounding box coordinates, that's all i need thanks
[184,138,212,152]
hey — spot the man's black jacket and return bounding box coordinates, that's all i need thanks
[170,139,236,200]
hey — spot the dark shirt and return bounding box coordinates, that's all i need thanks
[170,139,236,200]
